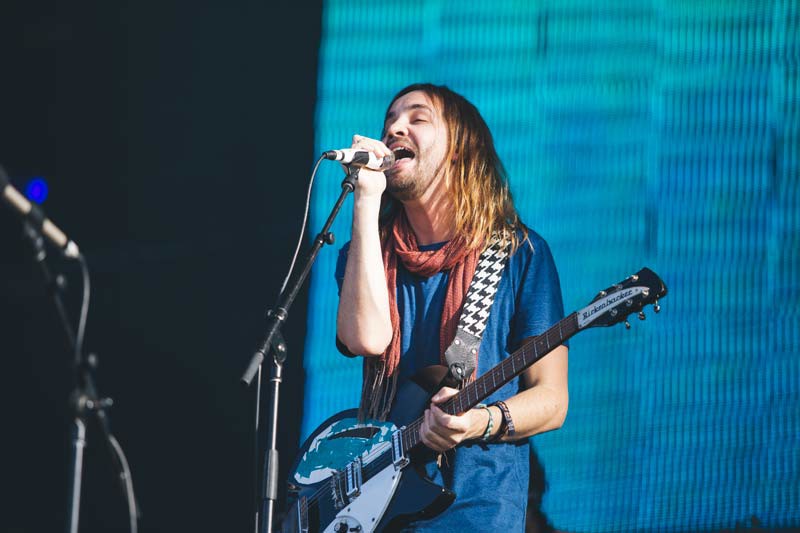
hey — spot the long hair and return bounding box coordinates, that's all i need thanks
[380,83,526,251]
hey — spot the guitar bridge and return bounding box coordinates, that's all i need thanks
[345,456,362,499]
[331,468,347,510]
[391,428,409,470]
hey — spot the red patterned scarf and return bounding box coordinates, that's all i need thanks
[360,211,481,421]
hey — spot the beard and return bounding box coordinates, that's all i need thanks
[385,168,424,201]
[384,156,446,202]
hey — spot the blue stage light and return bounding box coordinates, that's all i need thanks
[25,177,49,204]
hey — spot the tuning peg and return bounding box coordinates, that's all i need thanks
[624,320,631,329]
[654,300,661,313]
[638,311,646,321]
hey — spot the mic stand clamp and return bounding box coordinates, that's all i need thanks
[242,166,360,533]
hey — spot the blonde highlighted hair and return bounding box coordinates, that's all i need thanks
[380,83,526,251]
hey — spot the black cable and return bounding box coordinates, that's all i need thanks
[278,154,326,297]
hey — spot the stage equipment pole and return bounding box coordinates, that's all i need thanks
[241,167,360,533]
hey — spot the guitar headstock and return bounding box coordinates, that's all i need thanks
[577,267,667,330]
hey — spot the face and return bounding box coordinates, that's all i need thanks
[382,91,449,202]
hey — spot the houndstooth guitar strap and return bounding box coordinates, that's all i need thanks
[443,236,510,383]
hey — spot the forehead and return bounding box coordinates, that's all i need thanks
[385,90,441,122]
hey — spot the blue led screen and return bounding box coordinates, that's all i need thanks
[301,1,800,530]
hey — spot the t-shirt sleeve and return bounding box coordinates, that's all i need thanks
[512,235,566,348]
[334,241,350,294]
[334,242,357,357]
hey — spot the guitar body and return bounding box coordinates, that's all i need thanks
[285,366,455,532]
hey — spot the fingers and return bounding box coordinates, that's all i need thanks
[422,387,471,451]
[420,404,471,452]
[430,386,459,404]
[346,134,389,199]
[351,134,392,159]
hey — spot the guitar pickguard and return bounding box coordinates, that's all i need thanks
[293,415,397,486]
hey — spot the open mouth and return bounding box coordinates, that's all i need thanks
[392,146,416,162]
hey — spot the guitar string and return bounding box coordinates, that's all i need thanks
[293,330,543,513]
[294,336,545,512]
[298,440,394,508]
[294,313,582,514]
[298,445,394,510]
[290,288,659,519]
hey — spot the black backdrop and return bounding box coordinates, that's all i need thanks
[0,2,321,531]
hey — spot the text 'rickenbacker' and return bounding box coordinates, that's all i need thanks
[282,268,667,533]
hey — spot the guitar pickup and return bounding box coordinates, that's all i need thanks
[392,428,409,470]
[345,456,362,499]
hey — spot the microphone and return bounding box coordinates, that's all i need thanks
[0,165,80,259]
[323,149,395,171]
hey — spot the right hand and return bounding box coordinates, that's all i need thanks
[350,134,391,199]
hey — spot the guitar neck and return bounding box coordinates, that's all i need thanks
[402,312,579,451]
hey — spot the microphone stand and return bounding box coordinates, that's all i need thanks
[241,166,360,533]
[21,222,139,533]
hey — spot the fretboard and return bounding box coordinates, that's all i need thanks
[401,312,579,452]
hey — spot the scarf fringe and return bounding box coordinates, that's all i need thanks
[358,358,399,422]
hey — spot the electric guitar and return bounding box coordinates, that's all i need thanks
[283,267,667,532]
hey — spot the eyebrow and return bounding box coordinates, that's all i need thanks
[384,103,434,123]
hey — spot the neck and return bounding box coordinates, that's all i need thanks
[401,176,454,245]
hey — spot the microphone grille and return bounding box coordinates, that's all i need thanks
[380,152,396,170]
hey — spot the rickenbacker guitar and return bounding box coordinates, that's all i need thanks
[283,267,667,533]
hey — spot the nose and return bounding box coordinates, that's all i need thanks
[385,116,408,140]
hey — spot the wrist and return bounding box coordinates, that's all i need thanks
[491,400,516,441]
[472,404,500,441]
[352,193,383,218]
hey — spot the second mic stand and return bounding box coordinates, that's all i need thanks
[21,222,139,533]
[241,166,360,533]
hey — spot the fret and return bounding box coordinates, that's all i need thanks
[408,422,419,449]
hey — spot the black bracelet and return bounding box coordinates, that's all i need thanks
[491,400,516,438]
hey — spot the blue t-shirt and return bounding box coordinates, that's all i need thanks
[335,228,565,531]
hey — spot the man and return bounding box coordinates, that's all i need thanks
[335,83,568,531]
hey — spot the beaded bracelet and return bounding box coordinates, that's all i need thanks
[475,403,494,442]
